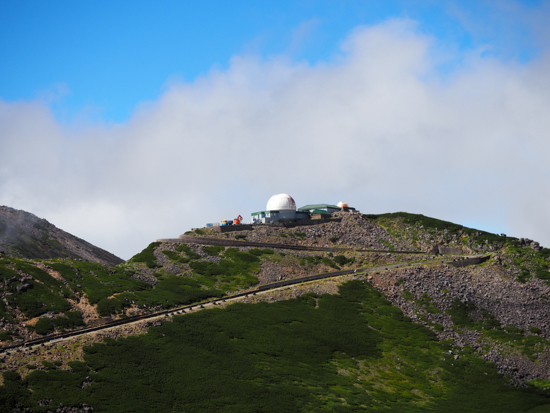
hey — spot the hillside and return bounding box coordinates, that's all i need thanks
[0,206,123,265]
[1,210,550,412]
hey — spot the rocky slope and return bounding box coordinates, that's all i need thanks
[0,206,122,265]
[2,209,550,390]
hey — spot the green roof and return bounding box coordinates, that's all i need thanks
[251,210,272,216]
[298,204,340,211]
[310,209,332,215]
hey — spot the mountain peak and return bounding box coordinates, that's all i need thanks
[0,206,123,265]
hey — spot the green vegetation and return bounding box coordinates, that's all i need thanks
[366,212,550,284]
[366,211,508,247]
[115,277,223,311]
[175,243,201,260]
[54,311,85,330]
[0,331,13,341]
[12,262,73,298]
[299,255,340,270]
[41,361,56,370]
[128,242,161,268]
[528,379,550,390]
[189,247,271,290]
[48,261,150,305]
[7,280,71,319]
[333,255,355,267]
[34,317,54,335]
[0,257,72,318]
[377,238,396,251]
[234,234,247,240]
[32,311,85,335]
[202,245,225,256]
[402,289,414,301]
[415,293,441,314]
[505,241,550,283]
[97,298,125,317]
[162,250,189,264]
[2,281,550,412]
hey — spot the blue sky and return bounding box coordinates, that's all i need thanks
[1,1,549,258]
[1,1,545,122]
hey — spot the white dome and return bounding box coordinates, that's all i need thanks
[337,201,348,208]
[266,194,296,211]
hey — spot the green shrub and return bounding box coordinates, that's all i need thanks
[402,290,414,301]
[530,327,542,335]
[321,257,339,270]
[235,234,247,240]
[129,242,161,268]
[14,262,71,297]
[26,365,37,370]
[202,246,225,256]
[333,255,354,266]
[117,276,223,309]
[34,317,54,335]
[0,331,12,341]
[68,361,88,373]
[97,298,125,317]
[446,299,477,328]
[329,236,339,243]
[49,261,150,305]
[0,371,31,410]
[162,250,191,264]
[53,311,85,330]
[175,244,201,260]
[505,325,524,335]
[7,280,71,318]
[249,248,274,256]
[41,360,55,369]
[415,293,441,314]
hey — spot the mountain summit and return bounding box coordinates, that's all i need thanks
[0,206,122,265]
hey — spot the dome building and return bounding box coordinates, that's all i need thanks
[251,194,359,224]
[251,194,309,223]
[266,194,296,211]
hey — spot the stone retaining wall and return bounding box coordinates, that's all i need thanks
[214,218,342,233]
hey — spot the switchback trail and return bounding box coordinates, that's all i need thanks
[159,236,427,254]
[0,255,488,354]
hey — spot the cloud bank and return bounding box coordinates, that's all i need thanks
[1,19,549,259]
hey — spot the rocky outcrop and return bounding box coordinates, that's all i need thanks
[370,263,550,385]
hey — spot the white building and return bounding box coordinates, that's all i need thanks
[251,194,309,223]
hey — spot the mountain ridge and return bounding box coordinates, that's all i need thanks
[0,206,123,266]
[1,208,550,411]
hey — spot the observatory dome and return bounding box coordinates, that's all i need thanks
[267,194,296,211]
[337,201,348,208]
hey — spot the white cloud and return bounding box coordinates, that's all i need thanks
[1,18,549,259]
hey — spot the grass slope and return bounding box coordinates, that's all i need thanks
[2,281,550,412]
[366,212,550,283]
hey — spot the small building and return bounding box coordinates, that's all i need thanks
[298,204,341,215]
[336,201,358,213]
[309,209,333,220]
